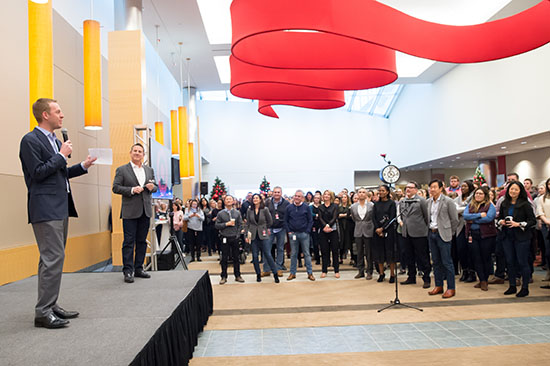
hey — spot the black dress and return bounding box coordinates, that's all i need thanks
[372,199,397,263]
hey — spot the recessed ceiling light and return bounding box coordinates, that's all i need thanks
[440,162,444,164]
[429,164,433,167]
[214,55,231,83]
[197,0,232,44]
[520,141,527,145]
[501,146,507,149]
[456,157,461,159]
[476,152,481,155]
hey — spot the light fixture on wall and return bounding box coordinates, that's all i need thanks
[28,0,53,130]
[154,122,164,145]
[83,1,102,130]
[188,142,195,176]
[170,110,179,155]
[178,106,189,178]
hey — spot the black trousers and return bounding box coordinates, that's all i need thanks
[188,229,203,259]
[122,212,150,274]
[220,236,241,278]
[402,235,431,281]
[320,230,339,273]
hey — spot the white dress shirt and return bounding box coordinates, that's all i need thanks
[131,161,146,194]
[429,195,442,229]
[358,202,367,220]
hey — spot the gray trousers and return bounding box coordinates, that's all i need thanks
[356,236,373,275]
[32,219,68,317]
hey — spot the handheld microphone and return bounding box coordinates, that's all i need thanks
[61,128,71,158]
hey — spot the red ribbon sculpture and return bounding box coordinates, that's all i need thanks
[230,0,550,118]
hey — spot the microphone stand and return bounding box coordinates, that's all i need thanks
[378,201,423,312]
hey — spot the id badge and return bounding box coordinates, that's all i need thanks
[262,230,267,236]
[223,237,227,244]
[293,235,297,241]
[275,213,279,220]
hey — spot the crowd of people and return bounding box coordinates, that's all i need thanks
[155,173,550,299]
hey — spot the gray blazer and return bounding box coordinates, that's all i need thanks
[350,202,374,238]
[245,207,273,240]
[427,195,459,242]
[112,163,157,219]
[398,195,429,238]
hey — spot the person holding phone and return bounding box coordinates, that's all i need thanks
[184,199,205,262]
[498,181,537,297]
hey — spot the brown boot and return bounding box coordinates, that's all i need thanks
[442,289,456,298]
[480,281,488,291]
[287,274,296,281]
[261,271,271,277]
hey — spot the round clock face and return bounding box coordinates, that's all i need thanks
[381,165,400,184]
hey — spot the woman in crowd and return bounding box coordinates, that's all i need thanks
[463,187,497,291]
[319,190,340,278]
[305,191,314,204]
[455,180,476,282]
[200,197,212,255]
[372,185,397,283]
[245,194,279,283]
[184,199,205,262]
[498,181,537,297]
[536,178,550,285]
[172,202,185,253]
[310,192,322,265]
[338,193,352,264]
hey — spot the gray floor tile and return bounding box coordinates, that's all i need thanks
[405,339,440,350]
[434,338,469,348]
[533,316,550,324]
[363,324,393,333]
[511,317,544,325]
[459,319,493,328]
[449,328,484,338]
[395,330,430,341]
[413,322,444,331]
[500,326,540,336]
[438,321,471,330]
[347,343,381,352]
[232,345,262,356]
[337,325,367,335]
[486,318,521,327]
[203,348,231,357]
[422,329,458,339]
[262,346,293,355]
[192,347,206,357]
[462,337,497,347]
[262,328,289,337]
[529,324,550,334]
[389,323,417,332]
[474,326,511,337]
[518,333,550,343]
[375,341,410,351]
[492,335,526,345]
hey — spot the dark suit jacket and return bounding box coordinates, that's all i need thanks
[19,128,87,224]
[112,162,157,219]
[245,207,273,240]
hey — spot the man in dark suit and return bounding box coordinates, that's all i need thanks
[112,143,157,283]
[19,98,96,329]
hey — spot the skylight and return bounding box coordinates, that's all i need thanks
[345,84,403,118]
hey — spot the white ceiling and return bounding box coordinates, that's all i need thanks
[140,0,540,91]
[403,131,550,171]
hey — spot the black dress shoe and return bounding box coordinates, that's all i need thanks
[53,306,79,319]
[401,278,416,285]
[35,313,69,329]
[124,272,134,283]
[516,288,529,297]
[459,271,468,282]
[135,269,151,278]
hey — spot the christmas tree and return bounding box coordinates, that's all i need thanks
[473,166,487,186]
[259,176,271,193]
[210,177,227,201]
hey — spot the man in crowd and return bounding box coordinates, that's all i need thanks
[398,181,432,288]
[264,186,290,276]
[350,188,375,280]
[240,192,253,217]
[112,143,158,284]
[215,195,245,284]
[20,98,96,328]
[285,190,315,281]
[446,175,461,195]
[524,178,538,199]
[427,179,459,298]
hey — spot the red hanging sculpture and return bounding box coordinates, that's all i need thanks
[230,0,550,118]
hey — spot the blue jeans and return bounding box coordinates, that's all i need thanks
[289,232,313,275]
[429,231,456,290]
[502,234,531,289]
[264,229,286,272]
[251,237,277,276]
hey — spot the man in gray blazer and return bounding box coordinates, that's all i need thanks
[112,143,157,283]
[350,188,375,280]
[398,181,432,288]
[427,179,458,298]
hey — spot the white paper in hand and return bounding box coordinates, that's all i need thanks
[88,148,113,165]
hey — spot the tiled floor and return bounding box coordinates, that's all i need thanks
[193,316,550,357]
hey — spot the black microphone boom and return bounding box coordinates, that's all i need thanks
[61,128,71,158]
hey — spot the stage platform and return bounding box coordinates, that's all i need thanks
[0,270,212,366]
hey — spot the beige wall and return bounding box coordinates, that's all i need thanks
[506,147,550,187]
[0,3,111,251]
